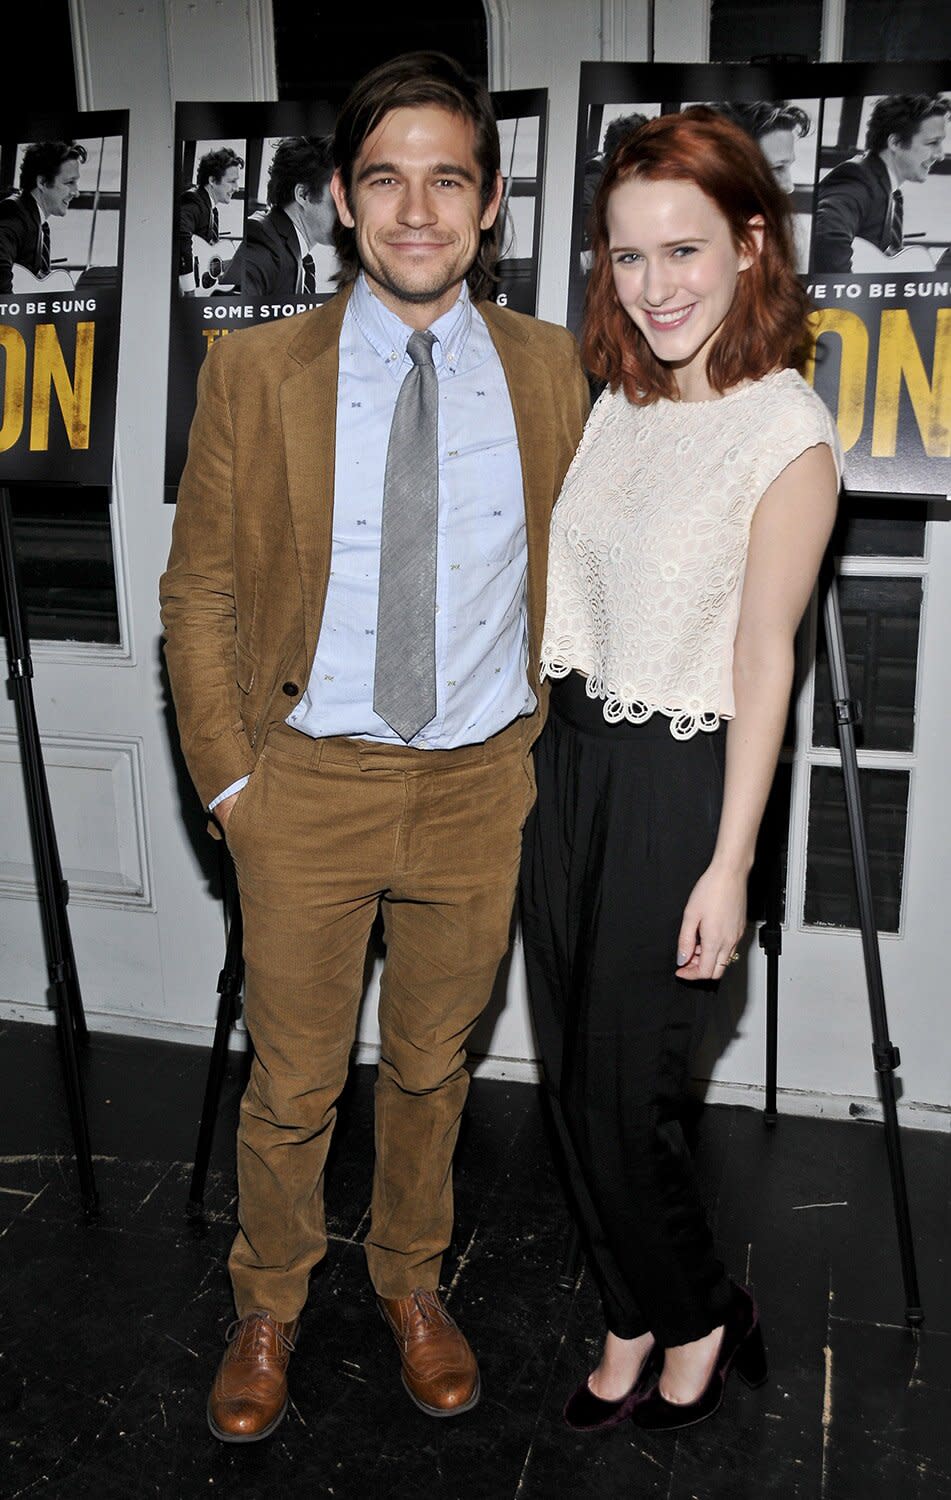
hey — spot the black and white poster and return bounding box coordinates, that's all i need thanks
[569,63,950,498]
[165,99,338,491]
[0,110,128,484]
[164,91,548,491]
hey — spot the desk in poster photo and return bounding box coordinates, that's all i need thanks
[0,109,128,485]
[569,62,950,499]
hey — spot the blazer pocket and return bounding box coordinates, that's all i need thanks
[235,638,257,695]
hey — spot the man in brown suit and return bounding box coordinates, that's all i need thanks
[161,52,587,1442]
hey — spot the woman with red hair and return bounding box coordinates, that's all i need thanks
[520,108,841,1433]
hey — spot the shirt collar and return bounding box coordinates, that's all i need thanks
[350,271,473,377]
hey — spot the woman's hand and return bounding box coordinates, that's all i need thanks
[675,863,748,981]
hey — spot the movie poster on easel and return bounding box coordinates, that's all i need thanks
[0,110,128,485]
[164,99,337,493]
[164,90,548,492]
[569,62,950,499]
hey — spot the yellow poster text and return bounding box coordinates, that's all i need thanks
[0,321,95,452]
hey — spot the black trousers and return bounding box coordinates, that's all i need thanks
[520,673,733,1345]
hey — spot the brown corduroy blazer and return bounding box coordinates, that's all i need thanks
[160,284,589,812]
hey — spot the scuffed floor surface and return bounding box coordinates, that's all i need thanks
[1,1019,949,1499]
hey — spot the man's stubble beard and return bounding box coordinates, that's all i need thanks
[366,264,469,306]
[359,234,485,308]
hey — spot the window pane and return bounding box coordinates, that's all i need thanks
[804,766,909,932]
[813,576,922,751]
[274,3,488,100]
[844,1,947,61]
[710,1,822,62]
[6,3,76,109]
[832,499,927,560]
[9,489,119,645]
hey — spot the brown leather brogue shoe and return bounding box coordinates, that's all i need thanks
[206,1310,298,1442]
[378,1289,480,1417]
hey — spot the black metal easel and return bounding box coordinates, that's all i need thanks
[757,853,782,1128]
[186,851,244,1217]
[761,559,922,1326]
[0,486,99,1218]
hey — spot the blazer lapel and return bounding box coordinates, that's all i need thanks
[868,154,893,245]
[481,302,557,682]
[279,285,352,656]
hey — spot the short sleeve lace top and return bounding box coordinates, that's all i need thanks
[540,368,843,739]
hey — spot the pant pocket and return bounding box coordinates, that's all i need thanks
[224,749,269,854]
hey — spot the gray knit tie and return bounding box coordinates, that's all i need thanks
[373,329,438,742]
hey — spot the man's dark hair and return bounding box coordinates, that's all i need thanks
[710,100,811,142]
[332,51,501,300]
[196,146,244,188]
[865,94,949,155]
[601,112,648,160]
[19,140,87,194]
[266,135,333,209]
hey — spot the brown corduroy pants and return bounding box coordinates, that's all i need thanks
[223,716,536,1320]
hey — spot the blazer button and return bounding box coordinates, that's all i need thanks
[281,681,299,696]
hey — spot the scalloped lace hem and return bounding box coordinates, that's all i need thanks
[542,660,723,741]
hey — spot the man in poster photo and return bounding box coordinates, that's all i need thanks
[581,111,647,256]
[177,145,243,289]
[710,100,811,194]
[226,135,335,298]
[161,51,587,1441]
[813,93,949,272]
[0,140,86,294]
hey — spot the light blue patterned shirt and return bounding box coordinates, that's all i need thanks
[289,274,532,742]
[210,275,532,808]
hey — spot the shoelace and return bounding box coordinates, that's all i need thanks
[410,1290,451,1328]
[225,1312,296,1356]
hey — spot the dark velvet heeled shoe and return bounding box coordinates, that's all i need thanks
[630,1284,767,1433]
[563,1342,659,1431]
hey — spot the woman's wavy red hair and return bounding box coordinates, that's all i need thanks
[582,107,812,404]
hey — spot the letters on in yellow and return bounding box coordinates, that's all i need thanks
[29,321,95,451]
[0,325,27,452]
[804,309,867,453]
[872,309,951,459]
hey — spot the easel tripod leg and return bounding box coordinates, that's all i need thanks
[822,569,922,1325]
[0,487,98,1217]
[759,843,782,1127]
[187,866,244,1218]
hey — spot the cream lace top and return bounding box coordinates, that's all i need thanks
[541,369,843,738]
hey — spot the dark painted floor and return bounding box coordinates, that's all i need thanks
[1,1017,949,1500]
